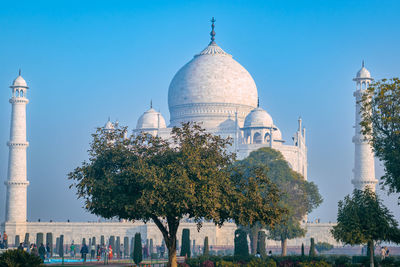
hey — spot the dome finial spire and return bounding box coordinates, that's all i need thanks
[210,17,216,45]
[19,69,21,76]
[150,99,153,109]
[362,60,365,68]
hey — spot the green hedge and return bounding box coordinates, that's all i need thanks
[0,249,42,266]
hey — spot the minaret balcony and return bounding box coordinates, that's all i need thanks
[7,141,29,147]
[4,180,29,186]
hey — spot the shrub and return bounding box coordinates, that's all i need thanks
[309,238,316,257]
[334,255,351,266]
[298,261,331,267]
[202,260,214,267]
[133,232,142,264]
[204,236,209,256]
[0,249,42,266]
[247,258,265,267]
[234,229,248,257]
[265,258,277,267]
[216,260,240,267]
[315,242,333,253]
[181,228,191,258]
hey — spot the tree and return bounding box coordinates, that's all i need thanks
[315,242,333,253]
[203,236,209,256]
[234,147,322,256]
[234,229,249,257]
[256,231,266,257]
[360,78,400,199]
[133,233,142,265]
[309,238,316,257]
[301,243,304,256]
[331,189,400,267]
[69,123,283,267]
[180,229,190,258]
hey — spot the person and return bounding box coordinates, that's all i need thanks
[381,247,386,260]
[255,252,261,258]
[108,245,113,260]
[46,243,51,260]
[38,243,46,261]
[70,242,75,258]
[31,244,38,256]
[268,250,272,257]
[386,246,390,257]
[90,243,95,260]
[2,231,7,249]
[80,243,89,262]
[96,245,101,261]
[17,243,24,251]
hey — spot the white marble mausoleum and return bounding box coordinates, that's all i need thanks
[2,20,376,252]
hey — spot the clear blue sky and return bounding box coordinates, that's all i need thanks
[0,0,399,223]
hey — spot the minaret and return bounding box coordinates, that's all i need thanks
[5,71,30,223]
[352,62,378,191]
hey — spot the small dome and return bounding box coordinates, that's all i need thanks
[104,120,114,130]
[244,107,273,128]
[273,127,282,140]
[136,108,166,129]
[12,75,28,88]
[356,67,371,79]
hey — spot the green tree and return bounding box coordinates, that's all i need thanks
[301,243,305,256]
[203,236,209,256]
[309,238,316,257]
[69,123,283,267]
[234,229,249,257]
[331,189,400,267]
[315,242,333,253]
[360,78,400,199]
[133,233,142,265]
[234,147,322,256]
[180,229,191,258]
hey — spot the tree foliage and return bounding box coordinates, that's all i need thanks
[234,147,322,255]
[360,78,400,199]
[332,189,400,266]
[69,123,283,267]
[315,242,333,253]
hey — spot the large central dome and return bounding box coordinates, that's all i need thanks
[168,38,258,128]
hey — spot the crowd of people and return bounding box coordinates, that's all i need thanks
[17,242,51,262]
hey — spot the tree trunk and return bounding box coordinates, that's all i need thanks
[167,236,177,267]
[368,240,374,267]
[250,226,258,255]
[281,239,287,256]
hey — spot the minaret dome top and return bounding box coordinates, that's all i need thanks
[10,70,28,88]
